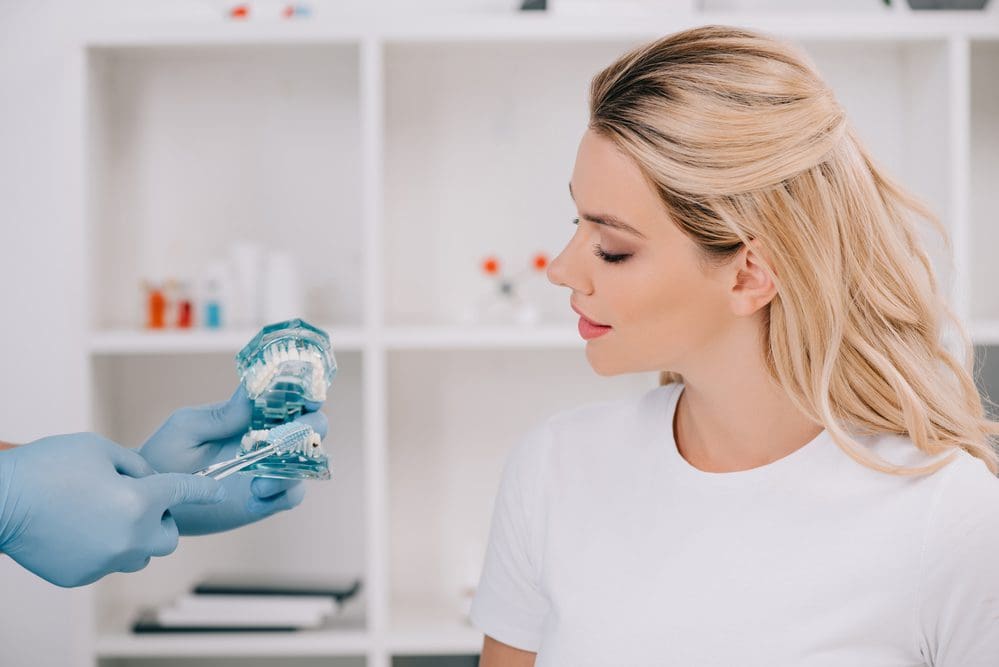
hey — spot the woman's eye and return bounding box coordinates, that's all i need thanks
[572,218,632,263]
[592,243,631,264]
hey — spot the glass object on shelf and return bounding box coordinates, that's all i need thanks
[234,318,337,480]
[462,252,550,326]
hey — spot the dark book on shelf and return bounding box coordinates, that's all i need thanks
[192,573,362,603]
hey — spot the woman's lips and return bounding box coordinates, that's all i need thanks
[578,316,612,340]
[571,303,612,340]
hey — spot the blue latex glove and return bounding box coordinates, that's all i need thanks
[0,433,225,587]
[139,385,328,536]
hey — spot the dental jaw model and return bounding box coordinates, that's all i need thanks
[235,318,336,480]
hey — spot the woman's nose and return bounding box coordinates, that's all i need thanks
[547,235,591,295]
[546,249,567,287]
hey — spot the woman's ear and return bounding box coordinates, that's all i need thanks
[729,239,777,317]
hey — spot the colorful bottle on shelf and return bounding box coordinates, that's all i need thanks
[175,281,193,328]
[145,282,167,330]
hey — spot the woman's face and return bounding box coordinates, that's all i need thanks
[547,128,737,377]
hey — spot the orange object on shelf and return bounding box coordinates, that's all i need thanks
[146,285,167,329]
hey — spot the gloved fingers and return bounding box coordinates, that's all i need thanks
[138,472,227,510]
[199,436,243,468]
[149,511,182,558]
[249,484,306,517]
[293,410,328,440]
[116,555,153,574]
[166,385,252,444]
[250,476,302,500]
[103,439,157,479]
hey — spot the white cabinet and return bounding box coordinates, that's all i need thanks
[75,7,999,667]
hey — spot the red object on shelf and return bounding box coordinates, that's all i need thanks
[532,252,549,271]
[177,300,193,328]
[230,4,250,19]
[482,257,501,275]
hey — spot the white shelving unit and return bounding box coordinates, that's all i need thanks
[78,6,999,667]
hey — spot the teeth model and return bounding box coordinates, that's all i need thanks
[233,318,337,480]
[241,339,329,401]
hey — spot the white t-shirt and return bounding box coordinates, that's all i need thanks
[470,382,999,666]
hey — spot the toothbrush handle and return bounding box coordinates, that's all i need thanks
[194,442,280,480]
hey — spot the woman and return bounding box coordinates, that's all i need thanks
[470,25,999,666]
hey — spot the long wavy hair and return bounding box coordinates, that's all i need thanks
[588,25,998,476]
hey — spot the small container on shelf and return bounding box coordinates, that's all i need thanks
[143,279,168,330]
[175,280,195,329]
[461,252,550,327]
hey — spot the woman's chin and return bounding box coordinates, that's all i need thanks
[585,348,624,377]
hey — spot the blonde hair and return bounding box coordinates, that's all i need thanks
[588,25,999,476]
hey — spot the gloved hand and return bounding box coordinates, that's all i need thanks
[139,385,328,536]
[0,434,225,587]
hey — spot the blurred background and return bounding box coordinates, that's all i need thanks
[1,1,998,666]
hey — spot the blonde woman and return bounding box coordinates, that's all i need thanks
[470,25,999,667]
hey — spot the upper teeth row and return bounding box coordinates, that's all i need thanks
[244,341,329,399]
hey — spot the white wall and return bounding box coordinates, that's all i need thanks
[0,2,92,666]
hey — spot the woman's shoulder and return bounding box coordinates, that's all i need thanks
[864,430,997,484]
[929,447,999,510]
[861,431,999,532]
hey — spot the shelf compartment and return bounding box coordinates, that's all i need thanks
[85,43,364,331]
[969,39,999,321]
[382,39,640,328]
[89,350,368,642]
[386,348,657,631]
[383,37,957,327]
[795,38,957,304]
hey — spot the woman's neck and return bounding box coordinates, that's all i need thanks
[673,378,823,474]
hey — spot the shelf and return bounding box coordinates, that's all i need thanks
[388,600,481,656]
[386,349,659,646]
[94,602,483,658]
[95,594,369,658]
[971,321,999,346]
[87,325,585,354]
[83,11,999,47]
[95,629,369,658]
[88,326,368,355]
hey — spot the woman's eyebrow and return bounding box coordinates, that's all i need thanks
[569,182,648,240]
